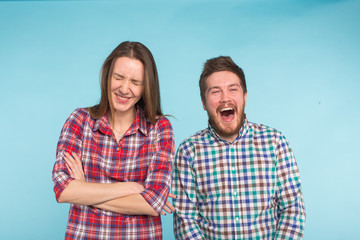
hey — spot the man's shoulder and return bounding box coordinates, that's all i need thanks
[178,128,210,149]
[248,121,282,135]
[247,121,287,144]
[175,128,211,161]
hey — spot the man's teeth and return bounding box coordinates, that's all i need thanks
[220,107,233,112]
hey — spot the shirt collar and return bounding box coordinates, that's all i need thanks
[93,107,149,136]
[93,112,112,136]
[127,107,149,136]
[208,114,250,143]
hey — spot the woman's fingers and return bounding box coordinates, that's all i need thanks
[64,152,75,169]
[70,153,82,171]
[160,197,177,216]
[64,151,85,181]
[162,203,172,214]
[64,152,75,165]
[165,200,175,213]
[65,162,75,178]
[160,193,177,216]
[72,152,81,164]
[168,193,177,199]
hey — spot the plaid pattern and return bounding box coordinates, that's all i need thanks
[52,107,175,240]
[173,117,305,240]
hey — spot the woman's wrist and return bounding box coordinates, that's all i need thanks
[117,182,144,196]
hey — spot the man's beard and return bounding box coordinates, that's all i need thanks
[208,104,245,140]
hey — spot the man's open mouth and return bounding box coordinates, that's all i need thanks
[218,107,236,122]
[220,107,235,117]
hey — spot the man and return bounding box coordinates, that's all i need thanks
[172,56,305,239]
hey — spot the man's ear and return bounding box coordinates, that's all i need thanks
[244,92,247,106]
[202,99,207,111]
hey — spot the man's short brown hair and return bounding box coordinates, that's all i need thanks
[199,56,247,102]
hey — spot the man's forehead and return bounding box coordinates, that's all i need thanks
[206,71,241,87]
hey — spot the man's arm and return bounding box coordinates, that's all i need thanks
[274,134,306,239]
[172,142,206,240]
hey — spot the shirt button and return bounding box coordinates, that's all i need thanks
[233,192,237,196]
[236,217,240,222]
[116,147,120,151]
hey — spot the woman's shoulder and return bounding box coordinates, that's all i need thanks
[154,115,172,128]
[68,107,90,118]
[144,115,173,136]
[66,107,93,126]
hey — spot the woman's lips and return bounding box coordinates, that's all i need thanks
[115,93,130,103]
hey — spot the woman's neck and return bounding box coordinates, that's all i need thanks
[109,107,136,140]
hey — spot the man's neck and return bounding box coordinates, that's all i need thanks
[219,133,239,143]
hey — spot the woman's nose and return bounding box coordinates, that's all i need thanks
[120,78,130,93]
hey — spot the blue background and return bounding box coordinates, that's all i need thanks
[1,0,359,239]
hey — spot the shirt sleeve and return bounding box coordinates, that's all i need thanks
[140,117,175,214]
[274,133,306,239]
[172,142,206,240]
[52,109,84,201]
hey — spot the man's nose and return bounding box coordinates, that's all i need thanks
[220,90,230,102]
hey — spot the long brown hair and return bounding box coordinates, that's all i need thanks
[89,41,163,124]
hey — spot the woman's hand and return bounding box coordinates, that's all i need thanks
[124,181,145,194]
[160,193,176,215]
[64,152,85,181]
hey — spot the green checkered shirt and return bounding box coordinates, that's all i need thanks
[173,117,305,239]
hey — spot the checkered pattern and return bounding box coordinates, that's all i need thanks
[52,107,174,240]
[173,117,305,239]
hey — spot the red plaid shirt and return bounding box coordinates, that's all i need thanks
[52,107,175,240]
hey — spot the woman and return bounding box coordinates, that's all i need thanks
[52,41,175,240]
